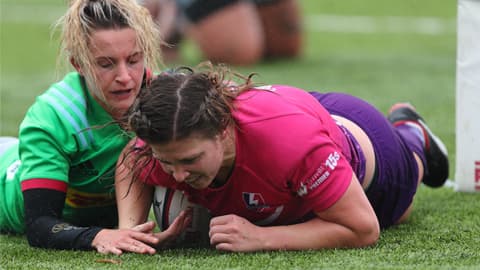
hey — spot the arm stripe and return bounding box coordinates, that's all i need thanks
[21,178,68,192]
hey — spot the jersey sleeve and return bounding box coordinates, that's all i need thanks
[290,134,353,213]
[18,100,74,184]
[23,187,101,250]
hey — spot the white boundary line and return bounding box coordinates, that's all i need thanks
[306,15,456,35]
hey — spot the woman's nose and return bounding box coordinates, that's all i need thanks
[171,166,190,182]
[115,62,131,84]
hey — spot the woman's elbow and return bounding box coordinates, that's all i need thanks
[356,219,380,247]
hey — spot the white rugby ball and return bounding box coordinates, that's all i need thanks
[152,186,211,247]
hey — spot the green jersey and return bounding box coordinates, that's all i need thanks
[0,72,131,233]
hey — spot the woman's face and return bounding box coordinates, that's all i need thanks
[81,28,145,118]
[151,134,228,190]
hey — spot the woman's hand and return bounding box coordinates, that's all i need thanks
[92,221,159,255]
[153,208,193,249]
[209,214,263,252]
[92,208,194,254]
[208,177,379,252]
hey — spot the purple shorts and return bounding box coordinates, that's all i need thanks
[309,92,419,229]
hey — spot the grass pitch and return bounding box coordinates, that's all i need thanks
[1,0,479,269]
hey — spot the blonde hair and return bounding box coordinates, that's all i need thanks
[54,0,163,100]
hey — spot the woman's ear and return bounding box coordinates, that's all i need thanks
[220,127,233,141]
[70,57,84,76]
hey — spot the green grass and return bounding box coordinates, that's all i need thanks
[1,187,479,270]
[1,0,479,269]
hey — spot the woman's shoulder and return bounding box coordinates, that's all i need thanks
[234,85,328,124]
[18,72,93,151]
[22,74,85,126]
[39,72,86,104]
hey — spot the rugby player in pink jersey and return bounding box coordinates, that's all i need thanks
[116,63,449,252]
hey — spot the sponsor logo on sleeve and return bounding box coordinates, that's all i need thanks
[51,223,82,233]
[297,151,341,196]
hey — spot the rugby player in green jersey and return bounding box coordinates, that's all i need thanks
[0,0,189,254]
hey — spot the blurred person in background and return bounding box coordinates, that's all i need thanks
[139,0,303,65]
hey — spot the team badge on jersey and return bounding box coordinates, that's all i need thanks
[242,192,267,212]
[242,192,285,225]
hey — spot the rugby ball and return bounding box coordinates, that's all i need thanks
[152,186,211,247]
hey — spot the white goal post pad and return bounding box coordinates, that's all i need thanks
[455,0,480,192]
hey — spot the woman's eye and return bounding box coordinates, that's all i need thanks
[181,157,198,165]
[154,157,171,165]
[97,60,113,68]
[128,53,142,65]
[129,58,140,65]
[160,160,172,165]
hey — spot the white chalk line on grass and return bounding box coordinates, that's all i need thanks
[306,14,456,35]
[1,3,456,35]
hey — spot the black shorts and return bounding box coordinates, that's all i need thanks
[176,0,281,23]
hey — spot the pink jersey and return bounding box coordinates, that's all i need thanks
[141,85,353,225]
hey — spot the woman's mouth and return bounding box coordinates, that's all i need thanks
[111,89,133,100]
[185,176,200,185]
[112,89,132,94]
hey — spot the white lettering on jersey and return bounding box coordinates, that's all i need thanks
[310,171,330,190]
[325,151,340,170]
[6,160,21,182]
[296,151,341,196]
